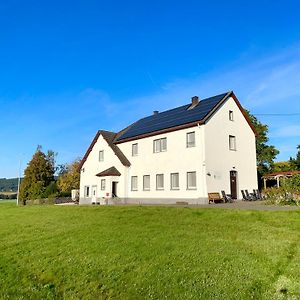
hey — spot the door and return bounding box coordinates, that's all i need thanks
[91,185,97,202]
[112,182,118,197]
[230,171,237,199]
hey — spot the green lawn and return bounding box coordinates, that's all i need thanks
[0,202,299,299]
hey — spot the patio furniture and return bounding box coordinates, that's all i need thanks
[208,192,224,204]
[221,190,233,203]
[241,190,248,201]
[245,189,256,201]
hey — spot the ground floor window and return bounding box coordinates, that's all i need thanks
[101,179,105,190]
[131,176,138,191]
[156,174,164,190]
[143,175,150,191]
[170,173,179,190]
[187,172,197,190]
[84,186,90,197]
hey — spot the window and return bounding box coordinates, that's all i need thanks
[99,150,104,161]
[153,138,167,153]
[229,110,234,121]
[131,176,138,191]
[101,179,105,190]
[156,174,164,190]
[84,186,90,197]
[186,132,195,148]
[132,143,138,156]
[170,173,179,190]
[229,135,236,150]
[143,175,150,191]
[187,172,197,190]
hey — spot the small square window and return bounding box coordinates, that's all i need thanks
[132,143,138,156]
[131,176,138,191]
[99,150,104,162]
[229,110,234,121]
[186,132,195,148]
[229,135,236,150]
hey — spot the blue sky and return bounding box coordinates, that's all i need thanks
[1,0,300,178]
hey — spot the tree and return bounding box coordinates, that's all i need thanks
[289,145,300,171]
[57,159,81,195]
[19,146,56,204]
[245,111,279,175]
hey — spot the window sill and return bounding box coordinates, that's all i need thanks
[187,188,197,190]
[171,188,180,190]
[156,189,164,191]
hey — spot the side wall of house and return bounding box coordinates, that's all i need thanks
[204,97,258,198]
[117,126,208,204]
[79,135,128,204]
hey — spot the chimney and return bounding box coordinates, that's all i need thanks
[188,96,200,110]
[153,110,159,115]
[191,96,199,106]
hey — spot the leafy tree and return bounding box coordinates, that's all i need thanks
[271,161,293,173]
[289,145,300,170]
[245,110,279,175]
[19,146,56,204]
[57,159,81,195]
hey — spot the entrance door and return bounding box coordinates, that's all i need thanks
[112,182,118,197]
[91,185,97,203]
[230,171,238,199]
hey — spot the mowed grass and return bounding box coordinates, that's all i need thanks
[0,202,300,299]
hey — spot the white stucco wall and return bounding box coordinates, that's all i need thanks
[79,134,128,204]
[204,97,258,199]
[117,126,207,203]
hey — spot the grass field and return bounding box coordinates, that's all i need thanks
[0,202,300,299]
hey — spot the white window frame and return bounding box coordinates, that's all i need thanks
[84,185,90,197]
[143,175,150,191]
[99,150,104,162]
[156,174,164,190]
[153,138,167,153]
[229,135,236,151]
[170,173,179,190]
[186,132,195,148]
[187,172,197,190]
[132,143,138,156]
[131,176,138,191]
[101,179,105,191]
[229,110,234,121]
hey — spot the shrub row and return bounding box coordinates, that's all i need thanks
[25,197,75,205]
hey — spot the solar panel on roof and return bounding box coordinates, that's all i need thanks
[116,92,229,141]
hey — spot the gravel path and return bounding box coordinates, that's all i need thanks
[194,200,300,211]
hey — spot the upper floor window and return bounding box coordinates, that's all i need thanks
[186,132,195,148]
[229,135,236,150]
[187,172,197,190]
[153,138,167,153]
[156,174,164,190]
[143,175,150,191]
[170,173,179,190]
[101,179,106,191]
[99,150,104,162]
[131,176,138,191]
[229,110,234,121]
[132,143,138,156]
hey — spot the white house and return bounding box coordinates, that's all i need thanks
[79,91,258,205]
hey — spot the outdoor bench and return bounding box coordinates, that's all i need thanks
[208,192,224,204]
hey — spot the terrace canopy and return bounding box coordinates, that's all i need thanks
[262,171,300,189]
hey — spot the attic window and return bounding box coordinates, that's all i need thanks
[229,110,234,121]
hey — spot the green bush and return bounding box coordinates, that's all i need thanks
[264,175,300,206]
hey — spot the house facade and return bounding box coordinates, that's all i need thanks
[79,91,258,204]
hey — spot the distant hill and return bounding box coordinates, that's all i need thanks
[0,178,20,192]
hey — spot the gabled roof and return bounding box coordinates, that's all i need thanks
[78,130,131,170]
[115,91,256,143]
[96,166,121,177]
